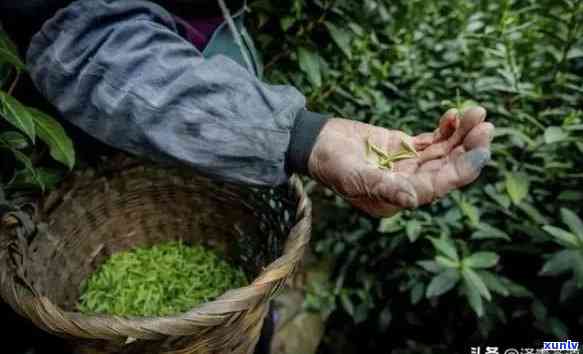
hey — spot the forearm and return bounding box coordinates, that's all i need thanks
[26,0,329,186]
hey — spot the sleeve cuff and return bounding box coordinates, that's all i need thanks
[286,109,332,176]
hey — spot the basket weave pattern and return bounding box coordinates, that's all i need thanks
[0,161,311,354]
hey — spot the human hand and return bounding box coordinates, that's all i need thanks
[307,107,494,217]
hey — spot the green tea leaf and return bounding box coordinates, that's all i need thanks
[572,252,583,288]
[410,282,425,304]
[505,172,529,205]
[405,220,422,242]
[12,168,62,190]
[477,271,509,297]
[494,127,535,147]
[417,260,442,274]
[549,317,569,339]
[471,223,511,241]
[28,107,75,169]
[462,267,492,301]
[463,276,484,317]
[560,208,583,242]
[499,277,533,298]
[544,126,568,144]
[543,225,579,248]
[0,131,28,150]
[540,249,576,276]
[567,47,583,60]
[280,17,295,31]
[378,304,392,330]
[0,29,25,70]
[436,256,459,269]
[0,90,35,141]
[459,200,480,225]
[298,47,322,87]
[464,252,500,269]
[499,277,534,298]
[426,269,460,298]
[325,22,353,58]
[78,242,247,317]
[484,184,511,209]
[560,278,577,302]
[558,190,583,202]
[429,236,459,261]
[340,292,354,317]
[11,150,44,191]
[378,213,402,233]
[517,202,549,224]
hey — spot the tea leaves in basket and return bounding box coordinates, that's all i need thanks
[78,241,248,317]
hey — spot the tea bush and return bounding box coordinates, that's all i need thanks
[1,0,582,352]
[249,0,583,352]
[0,27,75,192]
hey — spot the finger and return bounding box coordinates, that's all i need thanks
[463,122,495,150]
[417,145,466,173]
[370,145,490,210]
[412,132,435,150]
[412,110,459,150]
[433,147,491,198]
[447,106,487,149]
[436,109,460,142]
[417,106,487,163]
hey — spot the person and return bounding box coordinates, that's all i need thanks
[0,0,494,353]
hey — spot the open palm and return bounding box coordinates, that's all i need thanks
[308,107,494,217]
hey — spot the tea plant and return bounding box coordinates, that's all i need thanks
[0,27,75,192]
[249,0,583,351]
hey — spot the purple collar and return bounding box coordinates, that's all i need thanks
[174,15,225,51]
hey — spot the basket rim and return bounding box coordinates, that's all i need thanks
[0,168,312,342]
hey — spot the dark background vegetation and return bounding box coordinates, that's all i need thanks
[1,0,583,353]
[248,0,583,352]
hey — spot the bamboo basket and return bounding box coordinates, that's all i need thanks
[0,157,311,354]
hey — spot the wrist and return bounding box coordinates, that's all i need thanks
[285,109,331,176]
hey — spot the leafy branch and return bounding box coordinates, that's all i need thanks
[0,28,75,191]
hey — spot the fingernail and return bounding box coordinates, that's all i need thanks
[465,148,491,170]
[486,123,495,142]
[396,191,418,209]
[465,106,487,120]
[446,108,459,118]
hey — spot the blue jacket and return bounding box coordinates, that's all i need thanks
[0,0,330,186]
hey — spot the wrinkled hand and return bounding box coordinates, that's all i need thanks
[308,107,494,217]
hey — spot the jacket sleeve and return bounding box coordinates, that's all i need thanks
[26,0,329,186]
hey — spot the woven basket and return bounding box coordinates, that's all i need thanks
[0,158,311,354]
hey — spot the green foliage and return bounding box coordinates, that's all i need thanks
[0,29,25,70]
[0,90,36,142]
[28,107,76,169]
[298,46,323,87]
[78,242,248,317]
[0,28,75,192]
[249,0,583,350]
[540,209,583,288]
